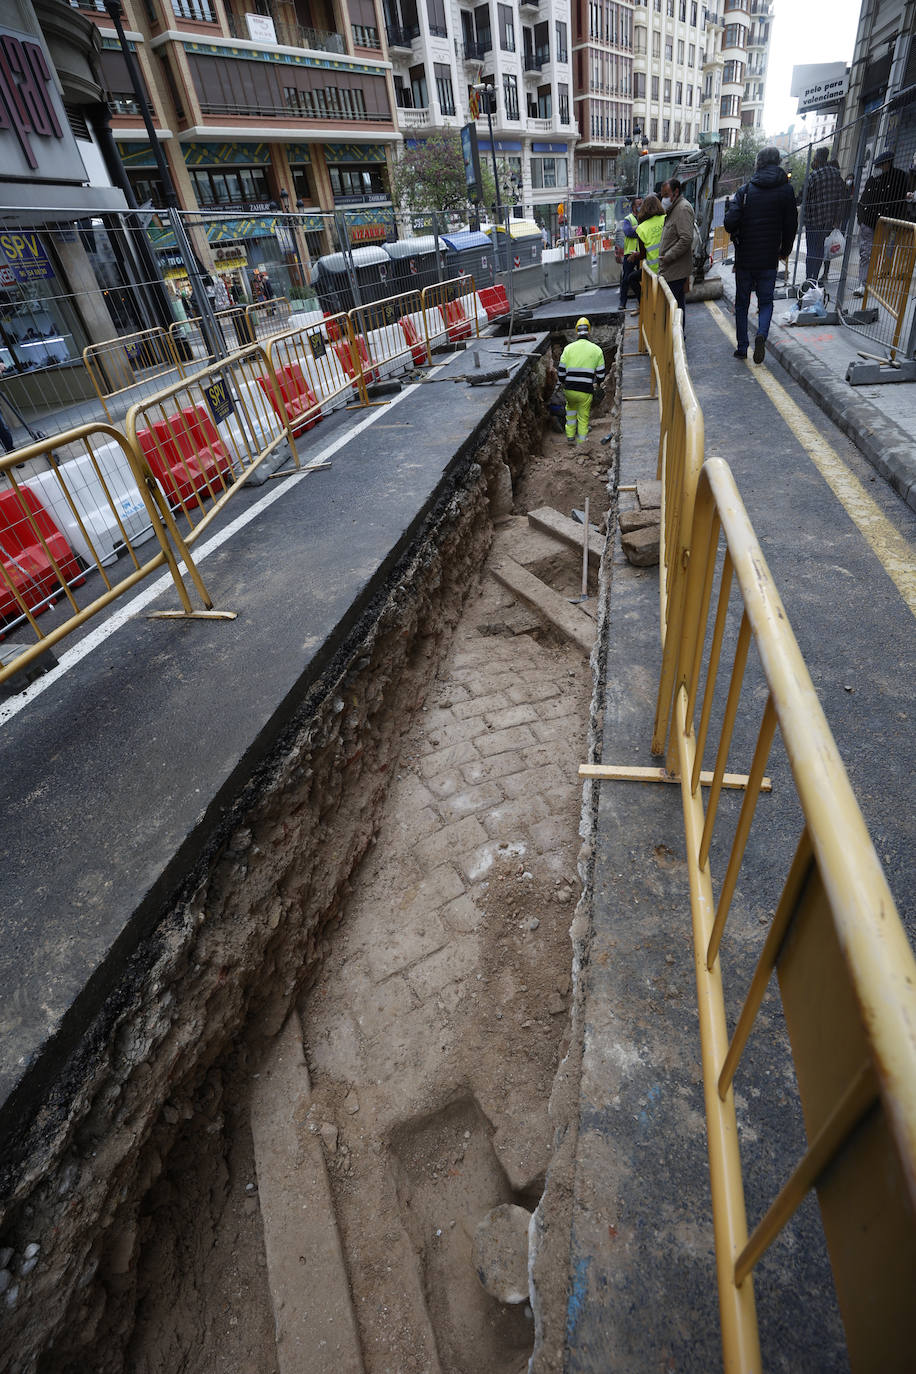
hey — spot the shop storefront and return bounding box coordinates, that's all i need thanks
[325,143,394,244]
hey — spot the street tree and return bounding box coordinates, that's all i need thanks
[391,129,516,223]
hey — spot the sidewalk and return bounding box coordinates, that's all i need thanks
[714,258,916,512]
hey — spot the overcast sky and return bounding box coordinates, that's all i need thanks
[763,0,863,134]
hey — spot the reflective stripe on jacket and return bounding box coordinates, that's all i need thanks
[558,337,606,395]
[636,214,665,273]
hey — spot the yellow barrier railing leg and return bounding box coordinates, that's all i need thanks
[143,479,237,622]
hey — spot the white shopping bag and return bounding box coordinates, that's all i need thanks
[825,228,845,258]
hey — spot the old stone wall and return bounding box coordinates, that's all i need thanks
[0,354,552,1374]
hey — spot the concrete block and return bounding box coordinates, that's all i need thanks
[621,524,660,567]
[490,555,595,654]
[618,507,661,534]
[636,479,662,509]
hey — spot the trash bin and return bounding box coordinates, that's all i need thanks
[489,220,544,272]
[382,236,443,295]
[439,230,496,288]
[313,246,390,316]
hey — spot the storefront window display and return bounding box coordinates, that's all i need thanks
[0,230,87,375]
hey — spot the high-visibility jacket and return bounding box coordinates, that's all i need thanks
[636,214,665,274]
[558,336,606,395]
[623,212,639,251]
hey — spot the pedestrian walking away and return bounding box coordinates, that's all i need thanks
[854,149,910,294]
[801,148,848,285]
[658,179,695,336]
[724,146,798,364]
[558,317,606,444]
[616,197,643,310]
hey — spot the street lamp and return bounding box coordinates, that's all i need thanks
[472,82,510,271]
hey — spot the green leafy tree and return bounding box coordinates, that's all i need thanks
[719,129,767,194]
[391,131,474,216]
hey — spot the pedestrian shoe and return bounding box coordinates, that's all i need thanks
[853,286,864,298]
[733,348,747,359]
[753,335,766,364]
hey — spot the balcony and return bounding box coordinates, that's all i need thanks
[386,23,420,49]
[225,8,345,53]
[527,116,553,132]
[519,0,539,11]
[523,54,543,76]
[462,40,491,61]
[398,107,432,128]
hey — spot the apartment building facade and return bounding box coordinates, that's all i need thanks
[382,0,578,230]
[740,0,772,133]
[78,0,401,292]
[835,0,916,170]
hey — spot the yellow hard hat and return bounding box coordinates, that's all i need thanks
[576,316,591,335]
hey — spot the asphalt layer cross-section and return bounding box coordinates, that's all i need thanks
[567,291,915,1373]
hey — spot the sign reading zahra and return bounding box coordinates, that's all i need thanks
[791,62,848,114]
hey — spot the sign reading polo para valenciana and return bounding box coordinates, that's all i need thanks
[791,62,848,114]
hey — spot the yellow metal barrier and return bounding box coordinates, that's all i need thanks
[421,275,479,348]
[0,424,218,686]
[669,457,916,1369]
[348,288,430,378]
[125,344,301,550]
[862,216,916,359]
[245,295,292,340]
[712,223,731,262]
[83,326,181,422]
[266,308,369,425]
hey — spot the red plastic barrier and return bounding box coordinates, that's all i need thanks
[439,298,472,340]
[478,285,510,320]
[0,487,84,621]
[323,312,341,343]
[332,334,379,388]
[137,404,233,509]
[257,363,321,432]
[399,316,428,366]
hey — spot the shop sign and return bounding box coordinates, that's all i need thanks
[204,375,235,425]
[245,12,277,43]
[792,62,848,114]
[349,224,386,243]
[0,231,54,282]
[0,264,15,287]
[0,26,87,184]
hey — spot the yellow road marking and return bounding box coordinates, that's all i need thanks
[705,301,916,617]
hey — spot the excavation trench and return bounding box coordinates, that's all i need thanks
[0,325,620,1374]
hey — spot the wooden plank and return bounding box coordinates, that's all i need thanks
[491,556,594,654]
[579,763,772,792]
[527,506,605,565]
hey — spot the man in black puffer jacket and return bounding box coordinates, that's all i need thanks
[724,147,798,363]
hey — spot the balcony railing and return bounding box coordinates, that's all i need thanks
[398,107,432,128]
[523,54,543,74]
[386,23,420,48]
[462,40,491,61]
[225,9,345,52]
[198,96,382,122]
[527,116,553,131]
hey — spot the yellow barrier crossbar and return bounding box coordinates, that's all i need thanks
[83,326,180,421]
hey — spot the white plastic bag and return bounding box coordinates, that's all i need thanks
[825,227,845,258]
[799,283,824,308]
[779,304,800,325]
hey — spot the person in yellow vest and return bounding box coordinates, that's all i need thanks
[616,196,643,309]
[558,317,606,444]
[628,194,666,278]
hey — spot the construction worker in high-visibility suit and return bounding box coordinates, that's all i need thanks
[558,317,606,444]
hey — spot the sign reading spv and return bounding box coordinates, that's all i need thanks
[204,376,234,425]
[0,231,54,283]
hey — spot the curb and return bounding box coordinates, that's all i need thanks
[714,286,916,514]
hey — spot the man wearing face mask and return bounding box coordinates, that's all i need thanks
[657,179,695,334]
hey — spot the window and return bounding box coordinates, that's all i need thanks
[409,62,428,107]
[686,84,693,105]
[662,117,670,140]
[533,20,549,63]
[190,166,271,206]
[664,78,671,100]
[651,75,659,98]
[435,63,455,114]
[474,4,491,49]
[634,25,647,53]
[498,4,514,51]
[691,1,698,23]
[665,39,672,61]
[558,82,569,122]
[679,0,686,19]
[652,31,660,58]
[171,0,215,19]
[555,20,567,62]
[667,0,674,14]
[531,156,567,188]
[394,74,411,107]
[723,60,743,84]
[536,83,552,118]
[427,0,447,37]
[723,24,747,49]
[675,80,682,102]
[502,71,519,119]
[688,42,695,64]
[677,39,684,62]
[329,162,387,197]
[650,117,658,138]
[674,120,681,140]
[634,71,646,98]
